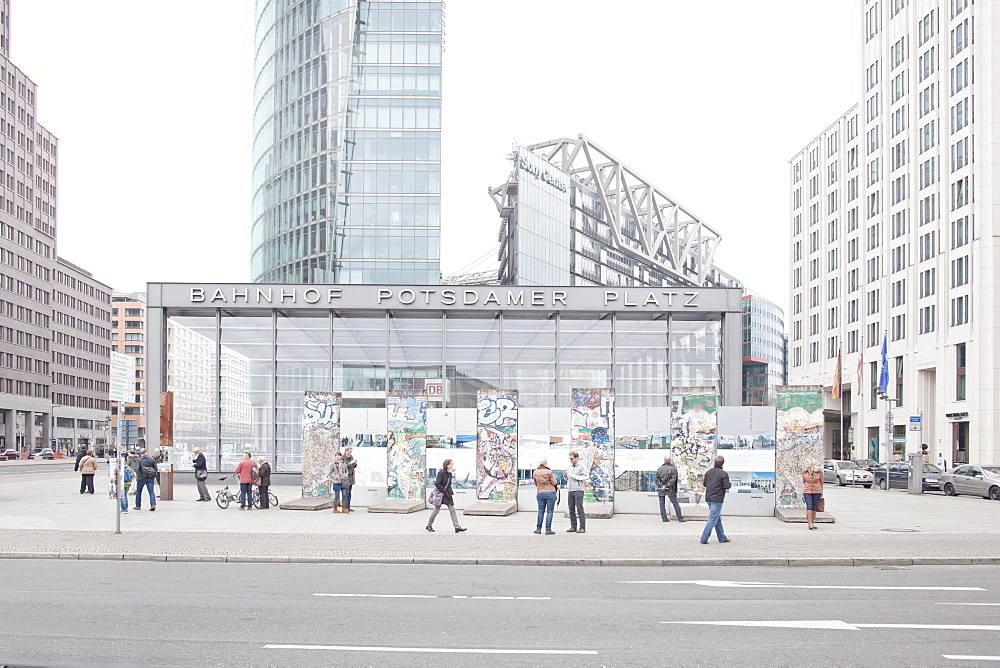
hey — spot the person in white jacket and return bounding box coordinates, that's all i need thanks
[565,451,588,534]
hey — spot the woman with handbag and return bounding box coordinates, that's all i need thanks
[192,447,210,501]
[426,459,467,533]
[329,452,348,513]
[532,459,558,535]
[801,458,824,530]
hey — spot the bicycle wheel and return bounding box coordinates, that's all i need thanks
[216,491,230,509]
[269,492,278,507]
[252,489,262,509]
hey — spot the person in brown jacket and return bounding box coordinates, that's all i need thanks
[78,449,97,494]
[532,459,558,535]
[801,457,824,530]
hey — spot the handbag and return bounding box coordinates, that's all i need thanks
[195,469,208,481]
[817,497,826,513]
[429,488,444,507]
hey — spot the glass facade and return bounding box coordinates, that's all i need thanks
[251,0,443,284]
[740,295,786,405]
[159,306,732,470]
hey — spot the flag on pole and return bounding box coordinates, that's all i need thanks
[878,334,889,393]
[831,348,842,399]
[857,352,864,398]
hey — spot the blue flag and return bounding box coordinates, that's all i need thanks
[878,334,889,393]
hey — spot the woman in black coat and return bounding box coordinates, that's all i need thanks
[426,459,467,533]
[256,457,272,509]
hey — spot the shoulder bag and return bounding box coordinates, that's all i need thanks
[429,488,444,507]
[195,469,208,481]
[817,497,826,513]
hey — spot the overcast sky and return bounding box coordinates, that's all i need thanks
[12,1,861,313]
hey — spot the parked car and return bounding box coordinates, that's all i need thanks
[852,458,881,472]
[940,465,1000,500]
[34,448,55,460]
[873,461,944,491]
[823,460,874,487]
[2,449,20,460]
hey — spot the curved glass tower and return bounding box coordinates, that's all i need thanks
[252,0,443,284]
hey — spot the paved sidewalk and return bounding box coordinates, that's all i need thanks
[1,467,997,566]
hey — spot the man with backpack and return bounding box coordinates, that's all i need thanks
[133,448,158,511]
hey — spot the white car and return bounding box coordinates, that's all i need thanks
[823,459,874,487]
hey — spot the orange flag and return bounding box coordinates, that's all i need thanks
[831,349,842,399]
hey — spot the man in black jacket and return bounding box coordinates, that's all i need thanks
[133,448,158,511]
[699,456,731,544]
[654,455,685,522]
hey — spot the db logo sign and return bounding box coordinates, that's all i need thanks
[425,380,445,400]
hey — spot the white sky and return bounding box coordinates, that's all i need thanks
[12,1,861,314]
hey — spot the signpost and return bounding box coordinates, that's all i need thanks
[909,415,921,431]
[110,353,135,454]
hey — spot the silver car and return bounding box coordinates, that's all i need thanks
[940,465,1000,500]
[823,459,874,487]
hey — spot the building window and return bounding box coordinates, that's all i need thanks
[867,289,880,316]
[951,215,970,248]
[950,255,970,288]
[891,314,906,341]
[919,268,936,297]
[895,356,904,406]
[955,342,966,400]
[891,279,906,307]
[810,342,819,363]
[919,305,935,334]
[950,295,969,326]
[847,329,859,353]
[870,361,879,409]
[828,336,839,359]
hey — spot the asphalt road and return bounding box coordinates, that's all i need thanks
[2,563,998,666]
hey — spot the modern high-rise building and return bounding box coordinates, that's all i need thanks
[110,291,146,449]
[788,0,997,467]
[484,136,786,405]
[251,0,443,285]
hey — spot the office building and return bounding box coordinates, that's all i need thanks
[487,136,786,405]
[788,0,996,466]
[251,0,443,285]
[110,291,146,449]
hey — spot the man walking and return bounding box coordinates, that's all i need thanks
[133,448,157,511]
[655,455,685,522]
[699,455,731,544]
[566,450,588,534]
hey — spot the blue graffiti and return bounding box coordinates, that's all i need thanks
[477,396,517,429]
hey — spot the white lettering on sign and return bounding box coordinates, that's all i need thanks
[518,154,568,192]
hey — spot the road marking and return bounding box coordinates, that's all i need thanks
[662,620,1000,632]
[313,593,551,600]
[625,580,985,591]
[936,603,1000,607]
[943,656,1000,662]
[264,644,596,655]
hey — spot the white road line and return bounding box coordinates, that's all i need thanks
[264,644,597,655]
[662,620,1000,632]
[935,603,1000,607]
[625,579,986,591]
[943,656,1000,662]
[313,593,551,600]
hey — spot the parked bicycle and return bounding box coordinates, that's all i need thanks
[215,475,278,509]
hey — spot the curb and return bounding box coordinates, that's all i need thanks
[2,553,999,567]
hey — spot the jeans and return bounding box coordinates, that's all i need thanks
[568,490,585,529]
[700,501,728,543]
[535,491,556,530]
[120,486,129,512]
[135,478,156,508]
[80,474,95,494]
[344,484,353,509]
[659,494,684,520]
[332,486,343,504]
[239,482,252,509]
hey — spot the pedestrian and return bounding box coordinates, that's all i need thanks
[78,449,97,494]
[343,446,358,512]
[133,448,158,511]
[566,450,588,534]
[699,456,732,544]
[426,458,467,533]
[126,449,139,496]
[655,454,685,522]
[74,447,87,472]
[256,457,272,509]
[801,457,824,530]
[119,456,133,513]
[532,458,558,535]
[327,452,348,513]
[234,451,258,511]
[192,447,210,501]
[153,448,163,488]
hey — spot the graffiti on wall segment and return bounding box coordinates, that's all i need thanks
[571,388,615,504]
[476,390,518,501]
[775,388,824,509]
[302,391,341,497]
[386,391,427,501]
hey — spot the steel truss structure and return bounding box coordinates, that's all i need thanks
[491,135,732,288]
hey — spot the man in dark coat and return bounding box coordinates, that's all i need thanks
[699,455,731,544]
[256,457,272,509]
[654,455,685,522]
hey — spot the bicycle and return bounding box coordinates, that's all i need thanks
[214,475,278,509]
